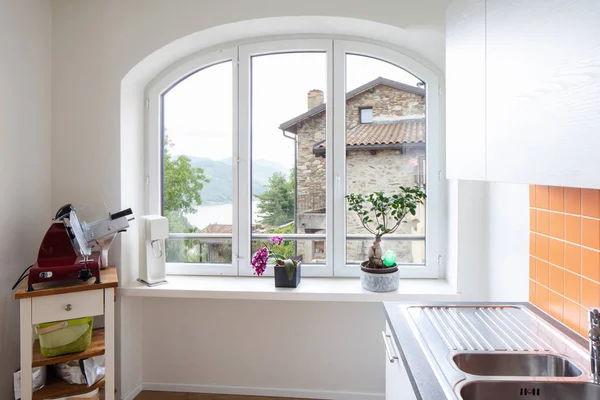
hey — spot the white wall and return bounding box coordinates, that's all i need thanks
[485,182,529,301]
[446,180,529,302]
[0,0,52,397]
[142,299,385,399]
[51,1,450,398]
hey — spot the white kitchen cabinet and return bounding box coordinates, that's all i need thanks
[383,322,417,400]
[446,0,487,181]
[446,0,600,188]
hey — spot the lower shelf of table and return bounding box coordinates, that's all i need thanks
[33,329,105,368]
[33,375,104,400]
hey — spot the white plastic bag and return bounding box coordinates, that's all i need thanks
[54,360,87,385]
[13,366,47,400]
[55,356,104,387]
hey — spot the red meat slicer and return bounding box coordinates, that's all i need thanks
[27,204,133,291]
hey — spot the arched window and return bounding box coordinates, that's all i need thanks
[147,39,442,277]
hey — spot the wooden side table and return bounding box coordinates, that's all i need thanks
[14,267,118,400]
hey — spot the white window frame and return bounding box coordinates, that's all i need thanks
[146,37,443,279]
[359,107,373,124]
[332,41,442,278]
[238,39,334,277]
[146,47,239,276]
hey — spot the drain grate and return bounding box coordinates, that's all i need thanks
[421,307,553,352]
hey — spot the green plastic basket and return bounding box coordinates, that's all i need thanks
[36,316,93,358]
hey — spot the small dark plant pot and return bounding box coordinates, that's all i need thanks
[360,261,399,292]
[274,262,301,288]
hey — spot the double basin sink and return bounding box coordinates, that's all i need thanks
[405,305,597,399]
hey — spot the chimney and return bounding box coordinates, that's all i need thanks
[307,89,324,110]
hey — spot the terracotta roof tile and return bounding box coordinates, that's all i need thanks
[314,118,425,153]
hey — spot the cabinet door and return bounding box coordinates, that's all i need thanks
[446,0,487,180]
[384,322,417,400]
[486,0,600,188]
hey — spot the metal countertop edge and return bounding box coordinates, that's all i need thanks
[383,301,589,400]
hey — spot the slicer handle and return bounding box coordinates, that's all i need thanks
[111,208,133,220]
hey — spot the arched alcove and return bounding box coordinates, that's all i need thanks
[119,16,444,282]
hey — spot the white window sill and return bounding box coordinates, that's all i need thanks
[118,276,460,302]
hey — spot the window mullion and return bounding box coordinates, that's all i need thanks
[332,41,351,276]
[237,46,252,275]
[232,47,240,275]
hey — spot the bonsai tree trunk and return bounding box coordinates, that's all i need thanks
[367,235,384,269]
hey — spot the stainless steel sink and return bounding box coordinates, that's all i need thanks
[453,353,582,377]
[460,381,600,400]
[402,305,593,399]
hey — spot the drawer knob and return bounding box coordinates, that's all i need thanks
[64,304,72,312]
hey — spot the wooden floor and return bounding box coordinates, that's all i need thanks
[134,392,311,400]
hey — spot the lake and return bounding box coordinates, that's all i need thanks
[186,201,260,230]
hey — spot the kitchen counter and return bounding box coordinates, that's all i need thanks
[383,302,590,400]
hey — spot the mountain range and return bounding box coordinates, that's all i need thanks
[189,157,289,205]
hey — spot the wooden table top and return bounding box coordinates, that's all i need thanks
[15,266,118,299]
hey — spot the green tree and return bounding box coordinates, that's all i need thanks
[255,169,295,226]
[163,137,210,262]
[163,138,209,215]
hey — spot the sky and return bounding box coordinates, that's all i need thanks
[163,52,421,168]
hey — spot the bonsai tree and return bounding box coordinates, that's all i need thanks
[346,186,426,269]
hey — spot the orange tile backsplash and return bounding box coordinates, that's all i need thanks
[530,185,600,339]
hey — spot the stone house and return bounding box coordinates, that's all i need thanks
[279,77,427,264]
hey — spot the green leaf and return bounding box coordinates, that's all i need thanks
[282,259,296,281]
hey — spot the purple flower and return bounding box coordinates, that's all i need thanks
[270,236,283,245]
[251,247,269,276]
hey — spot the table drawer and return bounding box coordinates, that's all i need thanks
[32,290,104,324]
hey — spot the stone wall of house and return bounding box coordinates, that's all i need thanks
[346,85,425,127]
[294,83,426,264]
[296,115,327,215]
[346,148,425,264]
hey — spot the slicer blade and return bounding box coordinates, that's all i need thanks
[69,210,92,257]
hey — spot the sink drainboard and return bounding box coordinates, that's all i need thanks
[420,307,553,352]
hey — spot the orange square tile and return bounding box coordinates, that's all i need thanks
[580,307,590,337]
[564,271,581,304]
[549,265,564,295]
[537,260,549,286]
[535,186,549,209]
[530,233,536,256]
[564,242,581,273]
[581,189,600,218]
[550,212,565,239]
[530,208,536,231]
[549,186,564,212]
[529,280,536,303]
[530,185,536,208]
[536,210,549,235]
[565,187,581,214]
[536,235,549,261]
[565,215,581,244]
[582,248,600,282]
[529,256,536,279]
[582,218,600,250]
[548,291,563,322]
[563,299,580,334]
[549,238,564,267]
[581,278,600,308]
[536,284,549,313]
